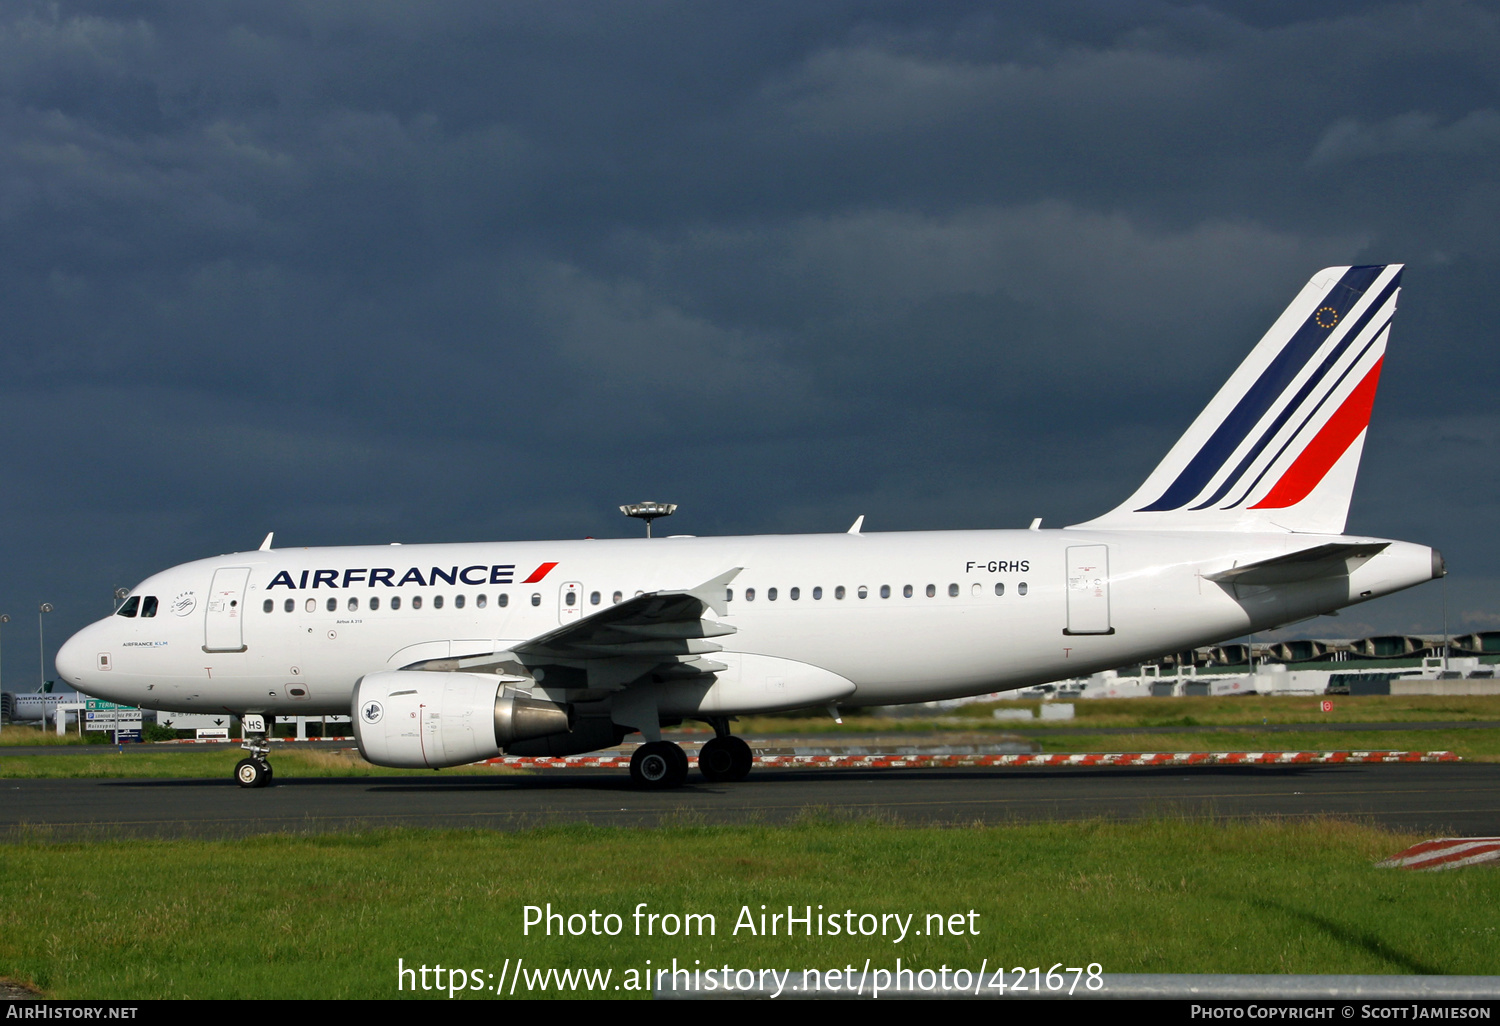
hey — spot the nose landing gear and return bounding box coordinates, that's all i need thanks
[235,714,274,788]
[235,757,272,788]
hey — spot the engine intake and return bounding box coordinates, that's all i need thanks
[353,670,571,769]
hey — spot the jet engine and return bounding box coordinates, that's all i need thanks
[352,670,570,769]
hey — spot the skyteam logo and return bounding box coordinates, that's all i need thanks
[265,562,559,590]
[1136,265,1401,514]
[361,701,384,725]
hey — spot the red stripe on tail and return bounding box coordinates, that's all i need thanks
[1251,357,1383,510]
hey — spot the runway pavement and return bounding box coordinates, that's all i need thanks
[4,760,1498,838]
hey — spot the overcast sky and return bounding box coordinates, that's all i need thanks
[3,1,1497,687]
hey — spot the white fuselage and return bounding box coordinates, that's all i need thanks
[55,528,1437,718]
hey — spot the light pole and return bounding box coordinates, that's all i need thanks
[619,501,677,538]
[38,603,53,690]
[0,613,7,735]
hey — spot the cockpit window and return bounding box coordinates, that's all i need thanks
[116,596,140,617]
[140,596,158,618]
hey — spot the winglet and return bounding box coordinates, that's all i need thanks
[847,515,865,535]
[259,532,274,551]
[688,567,742,617]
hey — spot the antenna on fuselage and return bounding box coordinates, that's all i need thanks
[620,502,676,538]
[259,532,274,551]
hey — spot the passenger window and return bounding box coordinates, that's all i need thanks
[880,585,890,599]
[926,584,936,598]
[391,596,401,610]
[835,586,846,599]
[434,595,444,609]
[948,583,959,597]
[745,588,756,601]
[284,598,294,613]
[412,596,423,610]
[903,584,913,598]
[790,587,800,600]
[498,593,509,607]
[116,596,139,617]
[857,586,868,599]
[995,582,1005,596]
[476,594,487,609]
[531,593,541,606]
[725,588,733,602]
[813,587,822,600]
[612,591,622,604]
[972,583,982,597]
[348,597,359,611]
[306,598,316,613]
[590,591,600,605]
[768,588,777,601]
[263,599,273,613]
[370,597,380,611]
[1018,582,1028,596]
[141,596,158,618]
[326,597,337,612]
[455,594,465,609]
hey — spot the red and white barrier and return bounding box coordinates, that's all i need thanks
[1379,837,1500,871]
[482,749,1460,770]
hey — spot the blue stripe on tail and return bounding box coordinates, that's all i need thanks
[1136,265,1387,513]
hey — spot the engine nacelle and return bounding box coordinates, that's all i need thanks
[353,670,570,769]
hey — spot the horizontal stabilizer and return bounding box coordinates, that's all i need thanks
[1205,542,1390,586]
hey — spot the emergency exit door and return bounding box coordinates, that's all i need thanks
[1063,545,1114,635]
[558,581,584,624]
[204,567,252,652]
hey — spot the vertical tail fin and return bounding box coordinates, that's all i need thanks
[1071,264,1402,534]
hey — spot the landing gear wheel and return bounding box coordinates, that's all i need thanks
[630,741,688,789]
[235,758,271,789]
[699,736,753,782]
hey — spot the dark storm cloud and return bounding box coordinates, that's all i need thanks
[2,1,1497,683]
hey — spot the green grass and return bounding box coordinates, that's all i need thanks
[0,818,1495,999]
[0,725,99,746]
[734,695,1500,735]
[0,746,526,779]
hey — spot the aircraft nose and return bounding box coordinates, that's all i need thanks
[55,627,92,687]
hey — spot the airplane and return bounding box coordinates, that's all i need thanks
[54,264,1442,789]
[1,684,89,729]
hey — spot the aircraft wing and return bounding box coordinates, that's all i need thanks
[402,568,742,688]
[1204,542,1390,586]
[513,567,740,661]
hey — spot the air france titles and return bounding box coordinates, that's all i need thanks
[265,562,559,590]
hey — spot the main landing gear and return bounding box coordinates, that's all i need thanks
[697,734,753,783]
[235,715,274,788]
[629,741,690,789]
[627,720,754,789]
[698,716,753,783]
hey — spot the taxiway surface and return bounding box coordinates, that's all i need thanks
[4,762,1497,838]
